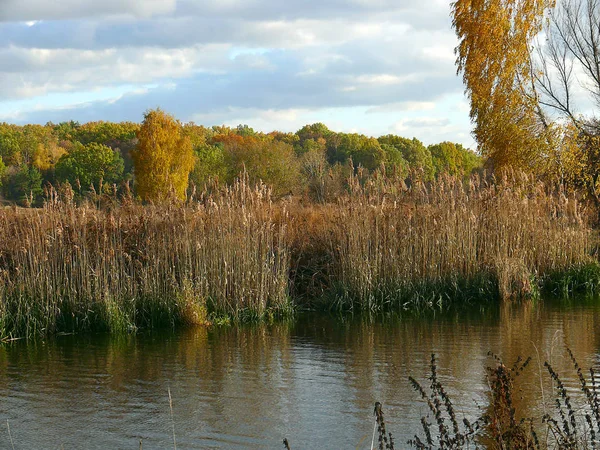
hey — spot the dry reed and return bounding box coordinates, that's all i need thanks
[0,169,596,338]
[0,176,291,339]
[328,169,593,311]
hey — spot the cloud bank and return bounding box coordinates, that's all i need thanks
[0,0,474,146]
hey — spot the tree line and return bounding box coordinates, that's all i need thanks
[0,110,482,205]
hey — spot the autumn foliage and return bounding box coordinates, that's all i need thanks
[452,0,554,171]
[0,116,482,206]
[132,109,194,202]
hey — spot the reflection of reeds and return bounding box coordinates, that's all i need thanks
[0,176,291,339]
[329,170,593,311]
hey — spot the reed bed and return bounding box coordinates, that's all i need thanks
[0,177,290,339]
[329,170,593,311]
[0,169,597,338]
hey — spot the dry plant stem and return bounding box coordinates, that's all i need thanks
[0,175,291,339]
[6,420,14,450]
[168,387,176,450]
[408,349,600,449]
[329,170,592,311]
[0,169,595,338]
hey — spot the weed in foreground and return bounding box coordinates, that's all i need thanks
[408,350,600,449]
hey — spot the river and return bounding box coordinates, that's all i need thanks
[1,298,600,449]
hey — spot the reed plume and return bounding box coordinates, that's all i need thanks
[0,175,291,339]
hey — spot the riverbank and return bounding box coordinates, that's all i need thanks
[0,172,597,339]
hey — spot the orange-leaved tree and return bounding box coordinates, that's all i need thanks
[452,0,555,172]
[132,109,194,202]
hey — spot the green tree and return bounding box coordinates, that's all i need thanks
[0,156,6,188]
[235,124,256,136]
[295,137,326,157]
[73,121,139,145]
[328,134,385,171]
[4,165,43,205]
[215,134,301,196]
[378,135,435,180]
[457,144,483,175]
[19,125,59,167]
[381,144,410,178]
[182,123,214,150]
[296,123,332,144]
[429,142,461,176]
[269,131,299,148]
[0,123,22,165]
[189,143,228,188]
[52,121,81,142]
[0,124,63,171]
[55,142,124,192]
[132,109,194,202]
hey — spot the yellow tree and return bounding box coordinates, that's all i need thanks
[452,0,555,171]
[132,109,194,202]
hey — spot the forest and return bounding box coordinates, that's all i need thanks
[0,115,482,205]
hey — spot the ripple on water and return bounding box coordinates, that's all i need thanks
[2,301,600,448]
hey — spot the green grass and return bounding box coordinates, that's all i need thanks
[542,262,600,297]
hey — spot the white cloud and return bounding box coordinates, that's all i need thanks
[0,44,232,100]
[0,0,475,145]
[391,116,468,144]
[356,74,418,86]
[401,117,451,128]
[367,101,437,113]
[0,0,176,21]
[422,44,455,62]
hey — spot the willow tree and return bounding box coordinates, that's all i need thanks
[132,109,194,202]
[452,0,555,171]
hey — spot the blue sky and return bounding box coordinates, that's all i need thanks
[0,0,475,147]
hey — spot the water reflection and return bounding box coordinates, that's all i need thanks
[0,298,600,448]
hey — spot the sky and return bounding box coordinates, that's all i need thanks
[0,0,475,147]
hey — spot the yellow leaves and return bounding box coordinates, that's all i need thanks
[452,0,554,172]
[132,109,194,203]
[552,125,600,199]
[31,142,66,171]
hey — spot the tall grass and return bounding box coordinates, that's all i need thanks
[328,169,593,311]
[0,176,290,339]
[0,169,596,338]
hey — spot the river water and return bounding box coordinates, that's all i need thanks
[1,299,600,449]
